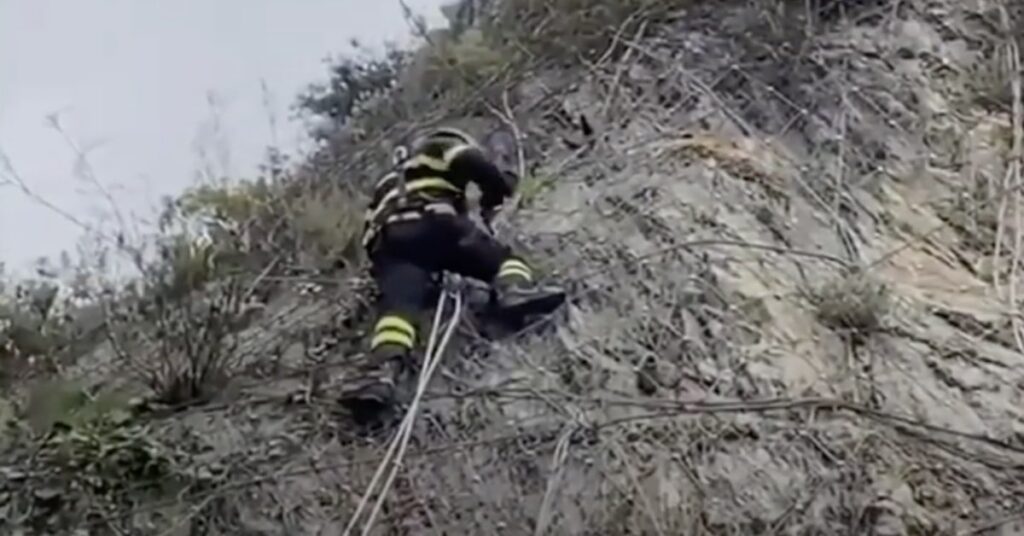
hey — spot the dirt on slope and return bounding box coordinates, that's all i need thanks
[4,0,1024,534]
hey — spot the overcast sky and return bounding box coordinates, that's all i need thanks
[0,0,448,276]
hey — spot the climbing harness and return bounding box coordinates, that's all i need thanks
[343,271,466,536]
[391,144,409,206]
[360,144,465,250]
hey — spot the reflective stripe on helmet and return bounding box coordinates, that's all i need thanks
[429,127,476,146]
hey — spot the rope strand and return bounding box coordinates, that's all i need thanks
[343,275,465,536]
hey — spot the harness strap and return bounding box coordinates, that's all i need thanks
[368,177,461,224]
[362,201,459,248]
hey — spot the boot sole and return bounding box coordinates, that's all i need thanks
[341,392,397,426]
[495,292,566,319]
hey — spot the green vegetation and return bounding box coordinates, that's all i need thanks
[3,381,190,533]
[811,271,891,338]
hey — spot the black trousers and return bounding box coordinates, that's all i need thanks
[366,213,531,356]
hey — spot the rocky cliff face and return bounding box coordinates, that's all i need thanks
[4,0,1024,534]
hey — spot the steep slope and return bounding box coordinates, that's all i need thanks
[3,0,1024,534]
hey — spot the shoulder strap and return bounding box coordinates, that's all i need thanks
[391,145,410,208]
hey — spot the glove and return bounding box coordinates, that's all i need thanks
[481,204,502,226]
[500,169,520,192]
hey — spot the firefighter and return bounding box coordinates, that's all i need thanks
[340,126,566,423]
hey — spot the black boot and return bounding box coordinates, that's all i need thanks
[492,278,566,321]
[339,343,407,426]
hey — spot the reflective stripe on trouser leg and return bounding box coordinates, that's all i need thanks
[497,258,533,283]
[370,314,416,350]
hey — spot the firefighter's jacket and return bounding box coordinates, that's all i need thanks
[362,134,515,249]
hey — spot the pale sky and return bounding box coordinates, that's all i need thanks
[0,0,448,275]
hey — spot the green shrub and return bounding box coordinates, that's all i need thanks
[22,381,173,495]
[3,381,186,533]
[24,379,133,435]
[289,183,366,268]
[517,174,557,207]
[811,271,891,337]
[0,283,67,380]
[150,232,219,301]
[296,46,408,131]
[109,278,246,406]
[484,0,678,60]
[178,180,273,224]
[427,28,508,91]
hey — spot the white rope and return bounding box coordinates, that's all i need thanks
[343,274,465,536]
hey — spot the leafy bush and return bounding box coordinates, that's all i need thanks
[421,28,508,96]
[108,278,248,406]
[178,180,273,224]
[483,0,680,61]
[151,232,220,300]
[296,46,408,134]
[295,0,697,167]
[94,170,366,408]
[1,381,187,534]
[166,165,369,275]
[0,280,68,379]
[23,379,133,433]
[287,182,367,271]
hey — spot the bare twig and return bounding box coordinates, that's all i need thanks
[533,425,574,536]
[599,20,649,120]
[0,149,100,238]
[607,437,667,536]
[999,4,1024,355]
[45,112,130,240]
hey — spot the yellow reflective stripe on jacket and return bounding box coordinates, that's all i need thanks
[403,154,448,173]
[375,316,416,340]
[498,259,533,282]
[371,315,417,349]
[368,177,462,224]
[374,171,400,190]
[442,143,474,165]
[500,268,532,282]
[407,177,460,194]
[371,330,414,350]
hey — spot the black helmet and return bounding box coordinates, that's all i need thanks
[426,126,477,146]
[408,126,477,157]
